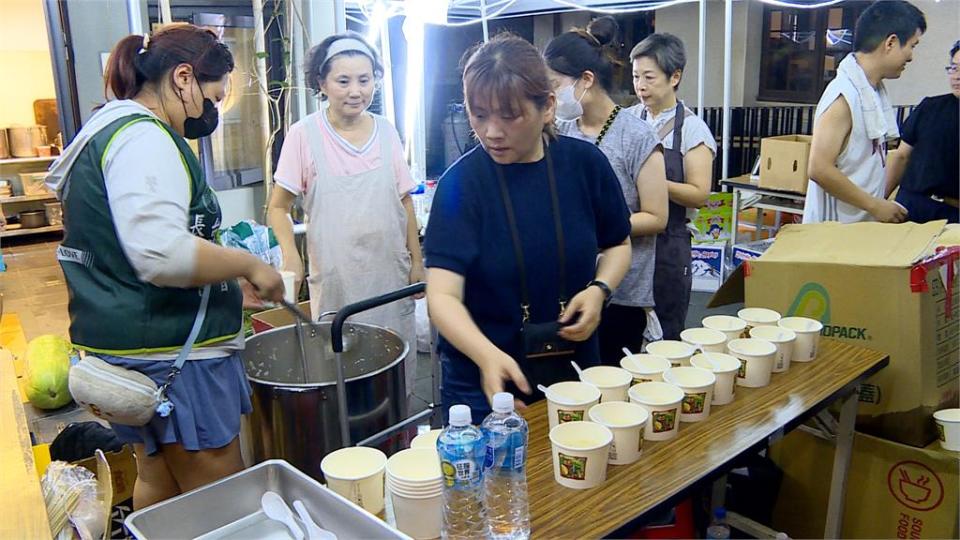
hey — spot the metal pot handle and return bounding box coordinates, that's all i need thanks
[331,282,425,447]
[330,282,425,353]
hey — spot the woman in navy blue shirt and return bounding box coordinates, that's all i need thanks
[424,33,632,421]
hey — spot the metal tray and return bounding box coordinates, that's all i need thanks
[125,460,410,539]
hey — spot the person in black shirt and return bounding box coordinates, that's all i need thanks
[424,33,632,422]
[885,40,960,223]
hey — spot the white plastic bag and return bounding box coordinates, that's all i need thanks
[415,298,431,353]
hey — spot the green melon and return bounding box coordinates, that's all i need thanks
[24,335,74,409]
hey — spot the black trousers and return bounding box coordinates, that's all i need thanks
[598,303,649,367]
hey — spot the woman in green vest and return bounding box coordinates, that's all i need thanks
[46,24,284,509]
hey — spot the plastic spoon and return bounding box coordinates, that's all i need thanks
[622,347,634,357]
[293,500,337,540]
[261,491,305,540]
[538,384,575,405]
[570,361,584,378]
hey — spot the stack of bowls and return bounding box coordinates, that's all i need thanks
[385,448,443,539]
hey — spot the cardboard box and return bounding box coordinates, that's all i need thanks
[74,445,137,505]
[758,135,812,194]
[770,429,958,539]
[250,300,311,334]
[691,243,725,292]
[711,221,960,447]
[731,238,775,271]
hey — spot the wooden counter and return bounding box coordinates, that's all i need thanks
[524,339,888,539]
[0,350,51,539]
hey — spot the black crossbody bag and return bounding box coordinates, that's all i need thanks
[493,138,576,359]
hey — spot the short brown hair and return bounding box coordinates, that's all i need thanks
[461,32,556,138]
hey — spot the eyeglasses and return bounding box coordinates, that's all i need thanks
[947,64,959,74]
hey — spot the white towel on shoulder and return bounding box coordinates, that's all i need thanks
[836,53,899,141]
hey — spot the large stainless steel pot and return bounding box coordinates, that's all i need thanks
[8,125,47,158]
[243,319,408,482]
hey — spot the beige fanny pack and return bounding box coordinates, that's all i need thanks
[68,285,210,426]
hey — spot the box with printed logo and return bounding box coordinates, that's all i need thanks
[770,429,958,539]
[711,221,959,447]
[691,243,725,293]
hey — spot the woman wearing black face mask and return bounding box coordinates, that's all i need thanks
[46,24,284,509]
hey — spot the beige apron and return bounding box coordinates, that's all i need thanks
[303,113,416,396]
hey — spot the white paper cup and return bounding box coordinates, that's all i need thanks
[628,382,685,441]
[750,326,797,373]
[390,490,442,539]
[681,327,728,354]
[690,352,741,406]
[410,429,442,450]
[778,317,824,362]
[588,401,649,465]
[646,340,697,367]
[549,421,613,489]
[933,409,960,452]
[545,381,602,431]
[727,338,778,388]
[662,367,717,422]
[385,448,442,486]
[620,354,672,385]
[320,446,387,515]
[280,270,296,303]
[386,476,442,495]
[579,366,633,403]
[702,315,748,343]
[737,307,781,334]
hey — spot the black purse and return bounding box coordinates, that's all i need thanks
[494,138,576,360]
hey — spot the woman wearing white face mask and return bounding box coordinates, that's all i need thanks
[544,17,668,365]
[267,32,423,399]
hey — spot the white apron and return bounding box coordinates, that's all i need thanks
[302,113,417,396]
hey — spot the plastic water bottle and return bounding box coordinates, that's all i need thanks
[706,507,731,539]
[438,405,489,539]
[481,393,530,540]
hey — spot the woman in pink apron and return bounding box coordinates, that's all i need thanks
[267,33,423,397]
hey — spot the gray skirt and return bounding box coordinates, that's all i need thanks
[101,353,252,455]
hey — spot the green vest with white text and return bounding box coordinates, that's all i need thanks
[58,114,242,354]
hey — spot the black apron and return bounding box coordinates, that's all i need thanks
[643,103,693,340]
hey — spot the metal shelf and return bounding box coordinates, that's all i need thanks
[0,224,63,238]
[0,156,55,166]
[0,193,56,204]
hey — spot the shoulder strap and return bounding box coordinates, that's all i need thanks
[155,284,211,417]
[493,138,567,321]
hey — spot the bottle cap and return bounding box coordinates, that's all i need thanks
[492,392,514,413]
[714,507,727,520]
[449,404,471,426]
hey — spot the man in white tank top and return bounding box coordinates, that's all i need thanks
[804,0,926,224]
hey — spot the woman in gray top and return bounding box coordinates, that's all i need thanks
[544,17,668,366]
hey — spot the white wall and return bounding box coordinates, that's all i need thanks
[885,0,960,105]
[655,0,958,108]
[0,0,57,126]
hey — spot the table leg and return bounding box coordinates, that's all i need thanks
[824,388,858,538]
[710,475,727,511]
[754,205,763,242]
[731,188,741,245]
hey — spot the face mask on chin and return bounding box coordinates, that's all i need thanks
[555,82,587,122]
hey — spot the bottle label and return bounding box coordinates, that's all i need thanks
[442,459,479,488]
[513,444,525,470]
[483,445,495,470]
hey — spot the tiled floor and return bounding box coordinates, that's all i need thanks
[0,236,741,416]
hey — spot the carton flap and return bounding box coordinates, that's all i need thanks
[760,221,947,267]
[708,264,745,307]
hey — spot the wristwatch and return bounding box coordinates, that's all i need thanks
[587,279,613,307]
